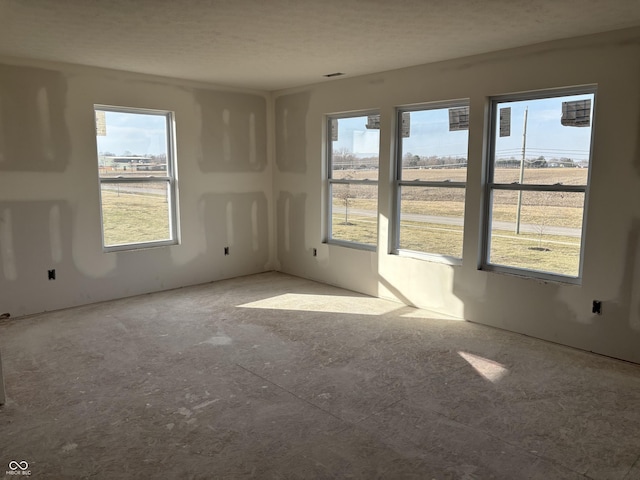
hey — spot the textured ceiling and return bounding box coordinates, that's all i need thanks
[0,0,639,91]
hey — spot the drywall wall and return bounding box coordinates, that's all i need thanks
[0,60,274,318]
[273,27,640,363]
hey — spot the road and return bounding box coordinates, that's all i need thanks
[104,186,581,238]
[336,207,581,237]
[101,184,166,196]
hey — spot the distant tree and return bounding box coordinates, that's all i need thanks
[333,148,357,170]
[530,156,547,168]
[336,174,354,225]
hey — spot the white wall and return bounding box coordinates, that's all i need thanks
[273,28,640,363]
[0,59,275,317]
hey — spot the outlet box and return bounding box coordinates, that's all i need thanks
[592,300,602,315]
[48,269,56,280]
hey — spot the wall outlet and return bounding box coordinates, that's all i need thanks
[313,248,317,257]
[592,300,602,315]
[48,269,56,280]
[224,246,230,256]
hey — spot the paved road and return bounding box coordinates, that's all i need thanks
[336,206,581,237]
[102,184,166,196]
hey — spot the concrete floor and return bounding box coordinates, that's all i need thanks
[1,272,639,479]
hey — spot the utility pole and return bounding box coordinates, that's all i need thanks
[515,107,528,234]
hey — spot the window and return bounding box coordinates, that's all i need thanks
[94,106,179,251]
[482,87,596,281]
[393,102,469,261]
[326,113,380,249]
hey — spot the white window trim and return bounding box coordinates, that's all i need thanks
[325,110,379,251]
[392,100,470,265]
[480,86,597,284]
[95,105,179,253]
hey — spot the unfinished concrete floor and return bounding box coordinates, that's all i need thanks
[1,272,639,479]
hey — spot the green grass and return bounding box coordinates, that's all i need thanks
[101,190,170,246]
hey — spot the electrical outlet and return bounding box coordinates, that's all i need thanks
[224,246,230,256]
[48,269,56,280]
[592,300,602,315]
[313,248,317,257]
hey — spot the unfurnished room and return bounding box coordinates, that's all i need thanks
[1,1,640,479]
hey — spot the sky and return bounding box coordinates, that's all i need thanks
[494,93,594,163]
[332,93,595,162]
[96,110,168,156]
[97,93,594,163]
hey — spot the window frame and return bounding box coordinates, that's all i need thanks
[325,110,380,251]
[392,100,470,265]
[95,104,179,253]
[480,86,597,283]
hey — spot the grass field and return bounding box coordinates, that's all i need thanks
[99,167,585,276]
[100,189,170,246]
[332,168,586,276]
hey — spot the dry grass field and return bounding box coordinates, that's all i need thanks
[332,168,586,276]
[99,167,586,276]
[100,189,170,246]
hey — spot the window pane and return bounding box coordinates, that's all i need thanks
[100,182,171,247]
[399,186,465,258]
[488,190,585,277]
[399,107,469,181]
[331,115,379,181]
[492,94,593,185]
[96,110,169,179]
[331,183,377,246]
[95,107,177,250]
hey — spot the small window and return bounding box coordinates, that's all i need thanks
[94,106,179,251]
[393,102,469,261]
[326,113,380,249]
[482,87,596,281]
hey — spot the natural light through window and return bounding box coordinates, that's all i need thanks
[95,106,178,251]
[327,113,380,249]
[483,88,595,281]
[239,293,399,316]
[395,102,469,260]
[458,351,509,383]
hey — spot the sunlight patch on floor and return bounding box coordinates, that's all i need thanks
[400,308,465,321]
[238,293,400,316]
[459,351,509,383]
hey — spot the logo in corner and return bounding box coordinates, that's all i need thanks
[6,461,30,476]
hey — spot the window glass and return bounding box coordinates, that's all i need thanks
[484,90,595,280]
[395,103,469,260]
[95,107,178,250]
[399,186,465,257]
[327,114,380,248]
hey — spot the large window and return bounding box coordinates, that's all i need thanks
[327,113,380,249]
[483,88,596,281]
[94,106,179,251]
[394,102,469,261]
